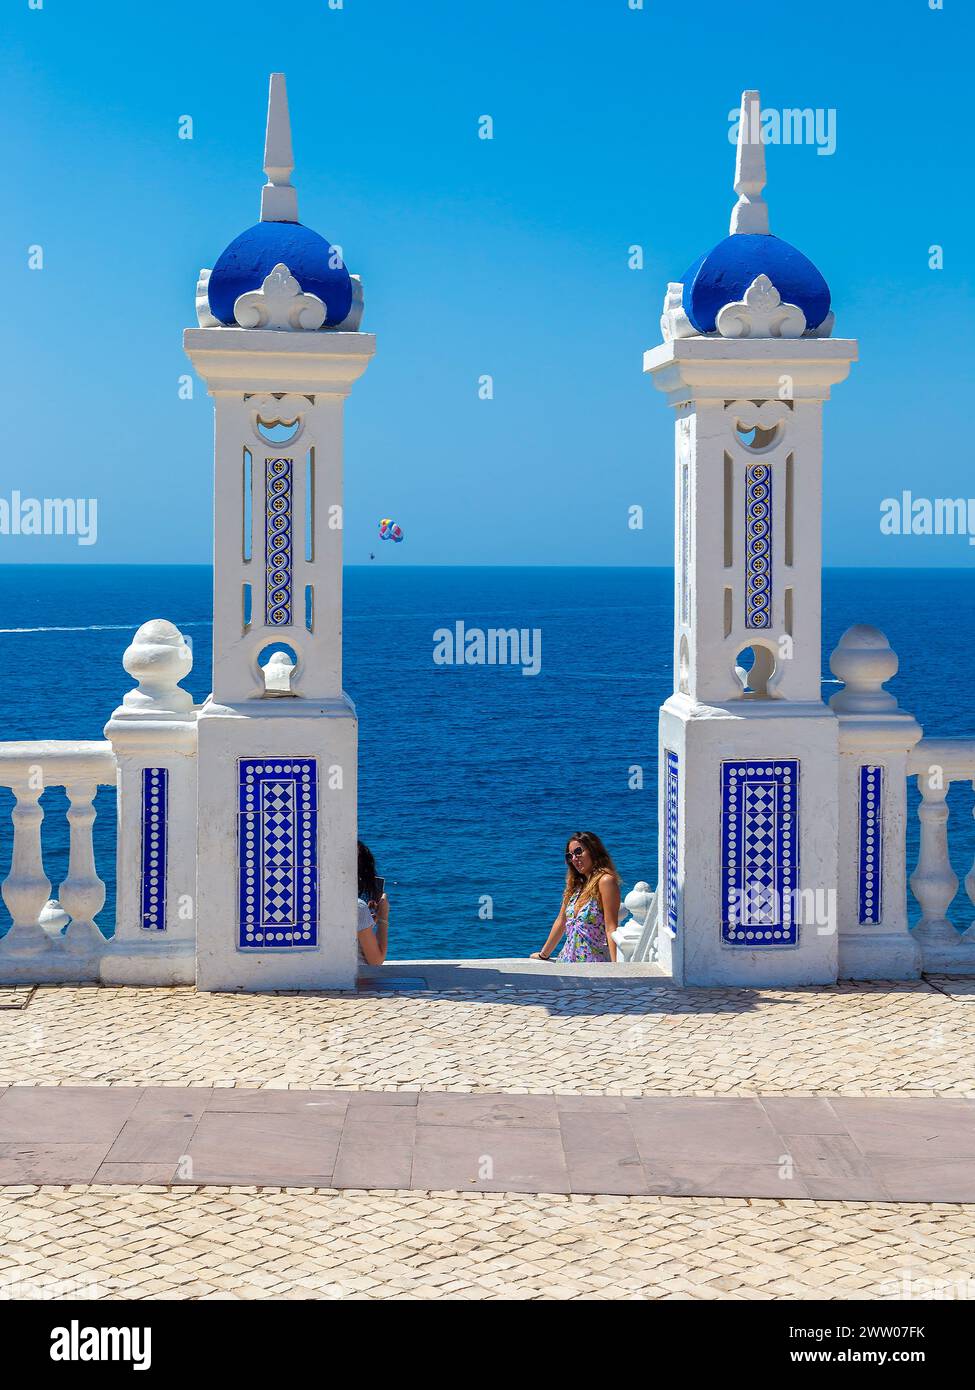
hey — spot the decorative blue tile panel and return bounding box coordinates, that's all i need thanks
[665,749,679,934]
[265,456,293,626]
[744,462,772,629]
[858,764,884,925]
[141,767,168,931]
[721,760,799,946]
[238,758,318,950]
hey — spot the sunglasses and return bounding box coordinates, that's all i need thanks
[566,846,588,861]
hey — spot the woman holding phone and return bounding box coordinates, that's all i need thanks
[530,831,621,963]
[356,840,390,965]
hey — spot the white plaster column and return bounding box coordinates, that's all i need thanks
[184,330,374,992]
[101,620,198,986]
[829,625,921,979]
[648,339,856,709]
[647,338,856,988]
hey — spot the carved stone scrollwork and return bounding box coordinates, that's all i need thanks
[233,263,327,331]
[248,392,309,446]
[196,269,221,327]
[805,310,835,339]
[660,282,699,342]
[724,398,790,452]
[334,274,364,332]
[716,275,807,339]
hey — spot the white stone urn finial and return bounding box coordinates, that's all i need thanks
[39,898,70,937]
[829,624,899,715]
[120,620,194,716]
[262,649,296,693]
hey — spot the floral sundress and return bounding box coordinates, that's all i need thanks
[558,889,611,962]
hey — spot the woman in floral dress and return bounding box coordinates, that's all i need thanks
[530,831,621,963]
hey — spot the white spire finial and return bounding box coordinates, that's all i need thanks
[261,73,298,223]
[730,90,768,235]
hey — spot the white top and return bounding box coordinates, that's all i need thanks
[261,73,298,223]
[730,90,769,235]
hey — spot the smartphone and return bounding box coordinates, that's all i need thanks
[373,877,385,902]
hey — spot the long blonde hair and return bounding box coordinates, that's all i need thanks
[561,831,620,910]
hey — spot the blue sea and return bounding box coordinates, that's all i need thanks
[0,565,973,958]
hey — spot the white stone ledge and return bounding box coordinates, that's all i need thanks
[0,741,116,787]
[908,738,975,779]
[644,336,858,403]
[183,327,376,394]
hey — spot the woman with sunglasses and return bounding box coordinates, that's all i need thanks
[530,831,621,963]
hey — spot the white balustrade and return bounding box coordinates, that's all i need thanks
[0,741,116,981]
[908,738,975,972]
[829,626,922,980]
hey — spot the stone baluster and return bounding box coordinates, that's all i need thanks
[910,767,965,970]
[60,778,107,953]
[911,776,955,921]
[0,781,53,955]
[965,788,975,923]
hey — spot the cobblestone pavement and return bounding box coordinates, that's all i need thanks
[0,979,971,1095]
[1,1187,973,1300]
[3,981,974,1300]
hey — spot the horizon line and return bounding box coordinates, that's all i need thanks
[0,562,972,573]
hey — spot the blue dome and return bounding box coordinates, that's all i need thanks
[682,233,830,335]
[207,221,354,327]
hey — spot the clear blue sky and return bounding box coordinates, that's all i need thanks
[5,0,973,565]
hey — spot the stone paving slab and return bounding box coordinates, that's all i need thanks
[0,989,33,1011]
[3,1087,975,1200]
[1,1186,973,1300]
[357,960,669,991]
[2,980,973,1095]
[928,976,975,1000]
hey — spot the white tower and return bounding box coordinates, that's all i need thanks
[645,92,857,986]
[184,74,374,991]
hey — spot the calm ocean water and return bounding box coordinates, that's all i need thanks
[0,565,972,958]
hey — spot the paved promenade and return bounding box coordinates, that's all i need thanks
[1,975,974,1299]
[1,974,973,1094]
[3,1188,972,1300]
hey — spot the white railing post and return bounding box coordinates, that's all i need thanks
[101,620,198,986]
[613,882,659,963]
[60,777,107,955]
[1,779,53,956]
[909,739,975,972]
[829,626,921,979]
